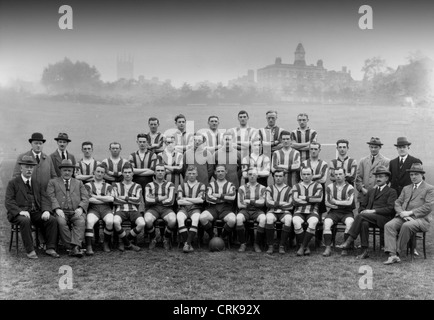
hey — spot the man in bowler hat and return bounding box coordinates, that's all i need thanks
[50,133,77,177]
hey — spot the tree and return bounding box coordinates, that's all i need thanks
[361,56,393,81]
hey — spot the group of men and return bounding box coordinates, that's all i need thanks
[5,111,433,266]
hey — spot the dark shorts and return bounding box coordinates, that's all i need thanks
[146,205,175,219]
[266,210,292,221]
[88,204,112,219]
[115,210,142,223]
[205,203,234,220]
[238,208,265,221]
[178,207,202,218]
[293,212,319,222]
[325,210,354,224]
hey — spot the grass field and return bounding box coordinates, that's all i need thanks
[1,95,434,300]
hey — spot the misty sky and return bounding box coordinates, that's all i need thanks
[0,0,433,87]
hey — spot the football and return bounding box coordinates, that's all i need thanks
[209,237,225,252]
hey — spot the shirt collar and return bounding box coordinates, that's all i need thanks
[377,184,386,192]
[58,149,67,157]
[400,154,408,162]
[21,175,31,184]
[32,150,41,159]
[414,181,423,189]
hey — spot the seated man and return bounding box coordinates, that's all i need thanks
[241,139,271,187]
[177,165,206,253]
[265,169,293,254]
[144,163,177,250]
[199,164,236,242]
[340,166,397,259]
[112,163,143,252]
[5,155,59,259]
[292,167,323,256]
[383,163,434,264]
[236,167,267,253]
[322,168,355,257]
[47,159,89,258]
[84,164,115,255]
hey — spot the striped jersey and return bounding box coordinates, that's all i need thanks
[329,157,357,185]
[160,150,184,188]
[241,154,271,178]
[201,129,225,152]
[128,150,159,172]
[238,183,266,210]
[325,182,355,213]
[291,127,318,162]
[145,180,175,207]
[292,181,323,215]
[206,180,236,205]
[85,180,113,197]
[271,148,301,187]
[76,158,99,176]
[174,130,194,153]
[112,181,142,212]
[146,132,164,154]
[177,181,206,211]
[301,159,328,184]
[265,184,293,212]
[101,157,129,181]
[258,126,285,158]
[230,127,258,158]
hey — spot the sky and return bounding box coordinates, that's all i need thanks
[0,0,433,88]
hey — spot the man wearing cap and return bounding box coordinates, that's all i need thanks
[389,137,422,196]
[339,166,397,259]
[355,137,390,206]
[6,156,59,259]
[383,163,434,264]
[50,133,77,177]
[47,159,89,257]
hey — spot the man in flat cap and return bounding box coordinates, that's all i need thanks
[389,137,422,197]
[383,163,434,264]
[339,165,397,259]
[50,133,77,177]
[47,159,89,257]
[355,137,390,207]
[6,156,59,259]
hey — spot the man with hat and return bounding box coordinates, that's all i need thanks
[50,133,77,177]
[389,137,422,196]
[47,159,89,257]
[355,137,390,206]
[6,156,60,259]
[339,165,397,259]
[383,163,434,264]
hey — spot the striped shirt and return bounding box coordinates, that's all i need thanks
[146,132,164,154]
[160,150,184,188]
[128,150,159,172]
[174,130,194,153]
[325,182,355,213]
[76,158,99,176]
[258,126,285,158]
[266,184,293,212]
[230,127,258,158]
[291,127,318,162]
[85,181,113,197]
[145,180,175,207]
[292,181,323,215]
[329,157,357,185]
[201,129,225,152]
[242,154,271,179]
[206,180,236,205]
[301,159,328,184]
[271,148,301,187]
[177,181,206,211]
[101,157,129,182]
[112,182,142,212]
[238,183,266,210]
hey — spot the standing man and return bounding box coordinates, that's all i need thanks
[6,155,59,259]
[290,113,318,163]
[173,114,193,154]
[102,142,129,183]
[230,110,258,161]
[322,168,355,257]
[329,139,357,186]
[146,117,165,155]
[236,168,267,253]
[75,141,99,183]
[271,131,301,188]
[241,139,271,187]
[215,131,242,190]
[340,166,397,259]
[47,159,89,258]
[202,115,224,154]
[383,163,434,264]
[183,133,214,185]
[355,137,390,206]
[389,137,422,197]
[50,133,77,177]
[258,110,285,159]
[160,135,184,191]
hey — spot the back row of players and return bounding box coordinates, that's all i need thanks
[11,110,423,258]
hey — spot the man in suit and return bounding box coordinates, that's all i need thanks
[383,163,434,264]
[355,137,390,206]
[6,156,59,259]
[47,159,89,257]
[389,137,422,196]
[340,166,397,259]
[50,133,77,177]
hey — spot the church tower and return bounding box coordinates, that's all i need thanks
[294,43,306,66]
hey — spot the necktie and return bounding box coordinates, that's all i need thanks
[371,156,375,165]
[62,151,66,160]
[399,157,404,169]
[374,187,379,197]
[25,179,31,191]
[36,155,40,164]
[65,180,69,191]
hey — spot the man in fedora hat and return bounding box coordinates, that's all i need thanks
[383,163,434,264]
[50,132,77,177]
[355,137,390,206]
[339,165,397,259]
[47,159,89,257]
[6,156,60,259]
[389,137,422,196]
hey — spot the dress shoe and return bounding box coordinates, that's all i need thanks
[126,244,141,252]
[238,243,246,252]
[304,247,311,256]
[341,249,348,256]
[384,255,401,265]
[356,249,370,259]
[26,251,38,259]
[71,246,83,258]
[339,238,354,250]
[323,246,332,257]
[278,245,285,254]
[266,245,274,254]
[45,249,60,258]
[254,243,262,253]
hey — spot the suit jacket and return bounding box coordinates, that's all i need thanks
[50,150,77,177]
[355,153,390,203]
[5,176,52,221]
[359,185,397,228]
[389,155,422,196]
[395,181,434,231]
[46,177,89,213]
[13,150,57,201]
